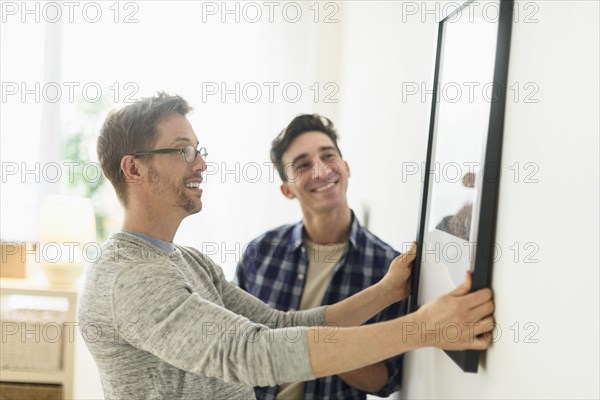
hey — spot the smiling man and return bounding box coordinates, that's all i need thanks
[79,94,495,400]
[235,115,406,400]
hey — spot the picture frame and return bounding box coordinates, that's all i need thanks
[408,0,514,373]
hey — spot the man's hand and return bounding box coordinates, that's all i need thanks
[324,243,415,328]
[378,242,417,304]
[413,272,495,350]
[310,267,495,379]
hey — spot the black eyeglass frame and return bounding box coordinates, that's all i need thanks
[131,145,208,164]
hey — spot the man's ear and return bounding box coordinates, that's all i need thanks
[344,160,351,178]
[121,155,143,184]
[280,183,296,199]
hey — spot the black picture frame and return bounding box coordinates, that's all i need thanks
[408,0,513,373]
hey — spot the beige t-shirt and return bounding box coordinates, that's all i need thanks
[276,239,348,400]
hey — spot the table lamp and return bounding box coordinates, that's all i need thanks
[38,194,96,286]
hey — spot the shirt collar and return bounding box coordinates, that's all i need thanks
[124,230,176,252]
[290,210,362,250]
[347,210,361,249]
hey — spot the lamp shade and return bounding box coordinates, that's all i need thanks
[38,195,96,245]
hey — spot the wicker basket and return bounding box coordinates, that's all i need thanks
[0,309,66,371]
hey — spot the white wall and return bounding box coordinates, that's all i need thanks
[337,1,599,398]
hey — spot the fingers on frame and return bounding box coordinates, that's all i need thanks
[464,288,493,308]
[468,300,495,322]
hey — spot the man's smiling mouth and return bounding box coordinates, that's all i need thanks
[311,180,338,192]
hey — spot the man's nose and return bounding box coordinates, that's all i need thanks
[193,154,207,173]
[312,159,337,181]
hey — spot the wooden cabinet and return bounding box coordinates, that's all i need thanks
[0,279,77,400]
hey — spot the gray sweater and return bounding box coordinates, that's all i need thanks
[78,233,326,399]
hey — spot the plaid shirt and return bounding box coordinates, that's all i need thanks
[235,212,407,400]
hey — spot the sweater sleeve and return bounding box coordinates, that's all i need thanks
[110,260,317,387]
[222,280,326,327]
[202,254,327,328]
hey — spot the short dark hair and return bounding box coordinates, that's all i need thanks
[270,114,342,181]
[97,92,192,204]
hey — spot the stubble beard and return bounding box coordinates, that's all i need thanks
[148,164,201,215]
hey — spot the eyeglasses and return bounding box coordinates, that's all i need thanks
[132,145,208,164]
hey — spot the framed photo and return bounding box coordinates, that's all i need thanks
[408,0,514,373]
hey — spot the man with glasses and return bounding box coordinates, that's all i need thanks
[235,114,404,400]
[79,92,495,400]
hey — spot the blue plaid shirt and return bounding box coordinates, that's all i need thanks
[235,212,407,400]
